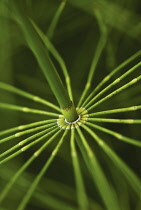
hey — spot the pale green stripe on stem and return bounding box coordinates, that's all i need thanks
[0,82,60,112]
[0,102,58,117]
[86,122,141,147]
[16,130,67,210]
[82,124,141,196]
[89,105,141,117]
[70,129,89,210]
[77,128,120,210]
[87,75,141,111]
[84,62,141,108]
[82,50,141,107]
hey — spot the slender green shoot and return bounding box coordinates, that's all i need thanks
[78,9,107,106]
[86,122,141,147]
[0,82,60,112]
[70,129,89,210]
[0,119,56,137]
[82,124,141,196]
[0,129,64,204]
[0,125,57,159]
[76,128,120,210]
[84,62,141,108]
[0,102,59,117]
[47,0,67,39]
[88,118,141,124]
[82,50,141,107]
[0,127,59,165]
[0,162,77,210]
[16,130,67,210]
[87,75,141,111]
[0,123,56,145]
[0,155,36,203]
[89,105,141,117]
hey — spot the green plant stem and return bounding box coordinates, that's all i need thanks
[11,1,78,122]
[30,19,73,101]
[70,129,89,210]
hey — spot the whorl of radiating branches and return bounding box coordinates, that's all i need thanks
[57,107,88,129]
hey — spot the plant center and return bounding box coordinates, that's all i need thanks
[57,107,88,129]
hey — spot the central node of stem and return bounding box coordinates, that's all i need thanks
[57,107,88,129]
[65,115,81,124]
[60,101,78,122]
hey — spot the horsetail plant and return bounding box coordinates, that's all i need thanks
[0,1,141,210]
